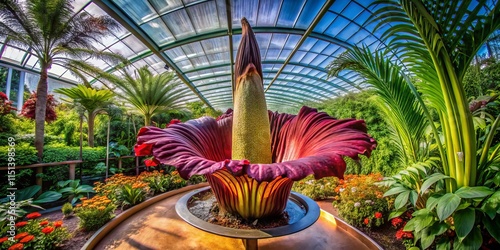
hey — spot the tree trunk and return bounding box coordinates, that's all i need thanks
[144,114,151,126]
[88,113,95,147]
[35,65,49,160]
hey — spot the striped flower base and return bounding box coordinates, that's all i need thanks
[206,169,293,220]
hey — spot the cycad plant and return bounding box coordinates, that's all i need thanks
[107,66,187,126]
[55,85,114,147]
[0,0,125,158]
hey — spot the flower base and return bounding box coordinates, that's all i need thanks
[206,169,294,220]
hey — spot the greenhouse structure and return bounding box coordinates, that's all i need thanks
[1,0,499,250]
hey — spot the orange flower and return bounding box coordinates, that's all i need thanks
[0,237,8,243]
[98,206,106,211]
[41,226,54,234]
[25,212,41,219]
[374,212,383,219]
[363,218,370,225]
[15,221,27,227]
[14,232,29,239]
[80,197,88,201]
[39,220,49,226]
[19,235,34,243]
[8,243,23,250]
[54,221,63,228]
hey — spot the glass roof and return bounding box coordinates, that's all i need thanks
[0,0,395,111]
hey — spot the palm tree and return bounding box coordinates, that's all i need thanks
[329,46,430,166]
[368,0,500,191]
[55,85,114,147]
[107,66,187,126]
[0,0,125,158]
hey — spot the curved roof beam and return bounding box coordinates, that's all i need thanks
[93,0,214,110]
[158,26,351,53]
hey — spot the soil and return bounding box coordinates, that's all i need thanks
[188,190,290,229]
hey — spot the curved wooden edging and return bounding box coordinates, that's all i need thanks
[82,182,382,250]
[81,183,209,250]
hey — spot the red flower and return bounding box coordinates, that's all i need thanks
[14,232,29,240]
[144,158,158,167]
[15,221,27,227]
[39,220,49,226]
[167,119,181,127]
[241,159,250,165]
[8,243,23,250]
[134,143,153,156]
[364,218,370,225]
[54,221,63,228]
[374,212,383,219]
[391,217,403,228]
[396,229,413,240]
[0,237,8,243]
[26,212,41,219]
[41,226,54,234]
[19,235,34,243]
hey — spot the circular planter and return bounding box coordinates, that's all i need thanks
[175,187,320,249]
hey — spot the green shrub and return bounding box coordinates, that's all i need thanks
[75,195,115,231]
[61,203,73,217]
[0,143,38,166]
[292,175,339,200]
[116,184,150,209]
[333,173,393,228]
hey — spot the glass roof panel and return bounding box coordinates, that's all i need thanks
[256,0,281,26]
[149,0,183,15]
[140,18,175,46]
[113,0,157,24]
[277,0,306,27]
[162,9,196,39]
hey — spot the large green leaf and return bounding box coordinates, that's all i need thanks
[33,191,62,204]
[384,185,410,197]
[395,190,411,209]
[455,186,494,199]
[436,193,461,221]
[453,228,482,250]
[15,185,41,201]
[483,216,500,243]
[420,227,435,249]
[453,208,475,241]
[426,193,442,210]
[421,174,450,195]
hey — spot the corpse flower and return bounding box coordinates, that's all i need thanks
[135,18,376,220]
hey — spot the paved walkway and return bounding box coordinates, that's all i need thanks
[92,192,373,250]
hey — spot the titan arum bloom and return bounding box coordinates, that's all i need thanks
[135,18,376,220]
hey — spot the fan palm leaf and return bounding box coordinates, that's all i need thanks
[55,85,114,147]
[329,46,429,166]
[109,66,188,126]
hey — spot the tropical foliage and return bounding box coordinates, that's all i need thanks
[106,66,187,126]
[55,85,114,147]
[327,0,500,249]
[0,0,124,158]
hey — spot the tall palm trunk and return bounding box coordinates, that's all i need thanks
[34,64,49,160]
[144,114,152,126]
[87,113,95,147]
